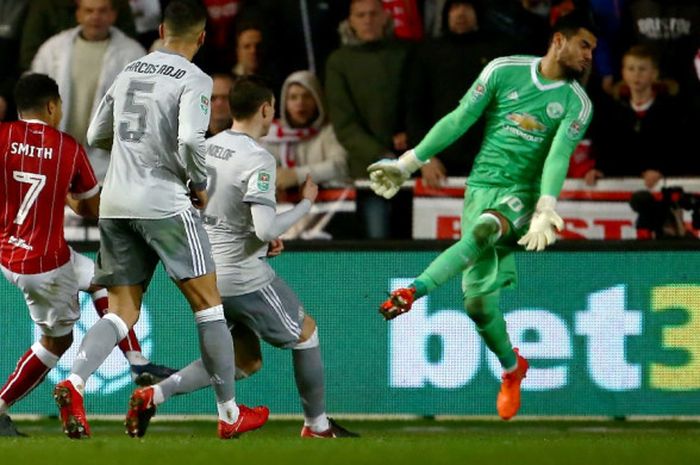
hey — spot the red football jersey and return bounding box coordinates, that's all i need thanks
[0,120,98,274]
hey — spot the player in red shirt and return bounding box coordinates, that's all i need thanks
[0,74,174,436]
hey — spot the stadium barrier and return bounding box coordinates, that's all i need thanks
[1,241,699,417]
[63,177,700,242]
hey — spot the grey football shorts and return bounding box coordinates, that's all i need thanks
[94,208,215,289]
[222,277,306,349]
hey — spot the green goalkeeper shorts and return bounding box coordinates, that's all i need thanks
[460,185,536,299]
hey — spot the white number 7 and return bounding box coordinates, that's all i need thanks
[13,171,47,225]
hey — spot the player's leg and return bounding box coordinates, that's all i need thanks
[291,315,328,434]
[460,192,534,420]
[0,261,81,436]
[380,188,508,319]
[124,354,211,438]
[55,284,143,437]
[228,278,357,438]
[463,269,516,370]
[149,209,266,437]
[0,269,77,435]
[71,250,176,385]
[175,272,251,433]
[232,324,263,378]
[153,324,262,403]
[0,334,72,414]
[0,334,71,437]
[292,318,357,438]
[290,315,353,438]
[125,321,264,437]
[55,219,155,438]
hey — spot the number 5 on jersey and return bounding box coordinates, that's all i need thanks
[119,80,155,143]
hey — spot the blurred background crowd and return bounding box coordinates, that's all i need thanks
[1,0,698,239]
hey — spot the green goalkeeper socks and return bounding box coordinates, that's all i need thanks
[465,293,516,370]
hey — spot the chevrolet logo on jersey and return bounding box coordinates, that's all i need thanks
[506,113,547,132]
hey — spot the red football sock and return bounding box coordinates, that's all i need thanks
[0,343,54,407]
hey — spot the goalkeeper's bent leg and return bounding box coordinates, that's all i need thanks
[464,292,517,370]
[412,215,502,298]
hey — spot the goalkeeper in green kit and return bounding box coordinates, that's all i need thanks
[368,11,597,420]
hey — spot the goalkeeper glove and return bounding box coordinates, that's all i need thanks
[517,195,564,251]
[367,149,425,199]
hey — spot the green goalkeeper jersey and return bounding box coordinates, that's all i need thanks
[414,55,593,197]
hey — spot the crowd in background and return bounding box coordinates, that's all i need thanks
[0,0,699,238]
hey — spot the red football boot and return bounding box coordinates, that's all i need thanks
[496,349,529,420]
[125,386,157,438]
[301,418,359,438]
[217,404,269,439]
[54,380,90,439]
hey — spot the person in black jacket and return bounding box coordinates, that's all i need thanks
[406,0,512,185]
[586,45,696,188]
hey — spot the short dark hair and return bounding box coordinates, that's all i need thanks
[552,10,599,39]
[235,21,263,40]
[229,75,274,120]
[623,44,659,68]
[77,0,115,9]
[14,73,61,112]
[163,0,207,37]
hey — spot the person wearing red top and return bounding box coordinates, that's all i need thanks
[0,74,173,437]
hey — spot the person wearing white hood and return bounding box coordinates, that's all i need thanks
[262,70,349,191]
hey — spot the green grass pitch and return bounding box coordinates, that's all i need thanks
[1,419,698,465]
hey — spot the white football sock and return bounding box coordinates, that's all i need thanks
[126,351,149,366]
[152,385,165,405]
[67,374,86,396]
[217,399,239,425]
[305,413,330,433]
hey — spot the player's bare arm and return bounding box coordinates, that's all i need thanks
[65,192,100,219]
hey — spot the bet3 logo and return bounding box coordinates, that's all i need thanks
[388,279,700,392]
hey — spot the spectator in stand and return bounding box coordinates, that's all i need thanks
[326,0,412,239]
[31,0,146,181]
[481,0,551,55]
[0,0,30,89]
[407,0,512,185]
[127,0,162,49]
[207,73,235,137]
[585,0,628,96]
[195,0,245,73]
[261,70,348,191]
[586,45,694,188]
[236,0,349,80]
[232,23,262,77]
[626,0,700,105]
[19,0,136,71]
[230,23,282,98]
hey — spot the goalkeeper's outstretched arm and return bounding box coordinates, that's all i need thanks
[413,97,484,163]
[367,75,493,199]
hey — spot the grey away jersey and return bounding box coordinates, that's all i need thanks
[88,50,212,218]
[203,130,277,296]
